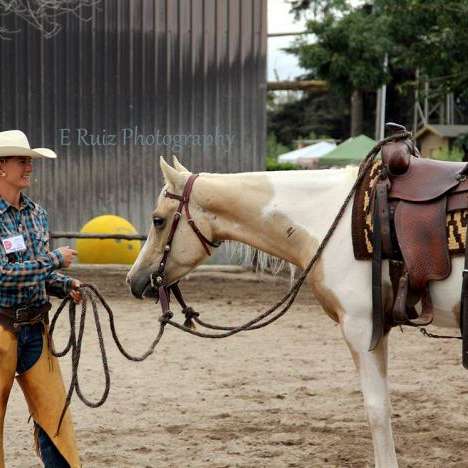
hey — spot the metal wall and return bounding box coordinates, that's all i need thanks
[0,0,267,233]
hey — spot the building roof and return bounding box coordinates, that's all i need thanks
[278,141,336,163]
[415,124,468,139]
[319,135,377,167]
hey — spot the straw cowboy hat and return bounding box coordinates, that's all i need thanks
[0,130,57,159]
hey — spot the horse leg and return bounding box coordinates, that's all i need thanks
[341,317,398,468]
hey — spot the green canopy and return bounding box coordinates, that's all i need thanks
[319,135,376,167]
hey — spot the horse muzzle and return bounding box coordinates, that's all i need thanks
[127,272,158,300]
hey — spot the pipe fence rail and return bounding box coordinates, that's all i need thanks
[50,232,147,241]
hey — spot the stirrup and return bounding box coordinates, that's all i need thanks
[392,271,409,324]
[407,288,433,327]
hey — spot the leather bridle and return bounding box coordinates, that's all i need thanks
[150,174,222,317]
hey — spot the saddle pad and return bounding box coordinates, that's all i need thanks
[352,160,468,260]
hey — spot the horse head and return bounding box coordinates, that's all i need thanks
[127,156,218,299]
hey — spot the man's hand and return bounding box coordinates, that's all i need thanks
[57,246,78,267]
[69,279,82,304]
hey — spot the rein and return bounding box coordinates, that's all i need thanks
[153,132,413,337]
[50,132,415,433]
[49,284,169,435]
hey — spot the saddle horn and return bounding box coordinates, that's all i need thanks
[385,122,407,135]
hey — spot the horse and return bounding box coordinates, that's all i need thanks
[126,156,463,467]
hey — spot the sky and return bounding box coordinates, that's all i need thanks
[268,0,308,81]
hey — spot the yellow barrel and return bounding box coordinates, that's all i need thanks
[77,215,141,264]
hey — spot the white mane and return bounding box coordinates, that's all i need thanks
[223,241,296,282]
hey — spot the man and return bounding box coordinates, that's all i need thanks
[0,130,81,467]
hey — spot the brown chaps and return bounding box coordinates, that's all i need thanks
[0,324,80,467]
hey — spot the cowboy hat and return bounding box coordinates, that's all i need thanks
[0,130,57,159]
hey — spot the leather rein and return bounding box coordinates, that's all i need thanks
[147,144,391,337]
[151,133,441,341]
[148,172,315,335]
[49,136,423,430]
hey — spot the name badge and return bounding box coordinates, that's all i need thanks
[2,235,27,254]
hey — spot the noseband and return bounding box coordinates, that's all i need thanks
[150,174,221,318]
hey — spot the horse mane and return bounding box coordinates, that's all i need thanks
[223,241,296,282]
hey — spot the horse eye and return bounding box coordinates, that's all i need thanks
[152,217,165,229]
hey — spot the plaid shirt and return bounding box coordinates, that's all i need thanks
[0,194,72,308]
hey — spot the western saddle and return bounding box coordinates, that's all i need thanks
[370,123,468,366]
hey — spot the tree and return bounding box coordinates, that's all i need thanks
[291,5,392,135]
[291,0,468,111]
[375,0,468,99]
[268,91,350,145]
[269,1,468,150]
[290,0,350,17]
[0,0,100,39]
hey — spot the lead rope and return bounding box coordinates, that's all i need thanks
[48,284,170,435]
[50,131,412,434]
[419,329,461,340]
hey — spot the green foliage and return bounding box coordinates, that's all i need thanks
[268,92,350,146]
[266,133,290,159]
[376,0,468,98]
[431,147,463,162]
[290,0,351,17]
[274,0,468,157]
[292,7,392,95]
[291,0,468,99]
[265,134,298,171]
[454,133,468,150]
[265,160,299,171]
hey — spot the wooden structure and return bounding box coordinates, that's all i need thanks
[415,124,468,158]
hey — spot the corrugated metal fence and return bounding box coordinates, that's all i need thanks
[0,0,267,234]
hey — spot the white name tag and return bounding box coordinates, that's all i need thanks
[2,235,26,254]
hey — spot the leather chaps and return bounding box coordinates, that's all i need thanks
[0,324,80,467]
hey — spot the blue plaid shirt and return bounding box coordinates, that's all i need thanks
[0,194,72,308]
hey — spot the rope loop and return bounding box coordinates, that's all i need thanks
[48,132,412,433]
[49,283,166,434]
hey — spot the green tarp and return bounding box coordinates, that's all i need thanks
[319,134,376,167]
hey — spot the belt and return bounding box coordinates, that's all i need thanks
[0,302,51,332]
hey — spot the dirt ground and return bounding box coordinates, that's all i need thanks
[4,266,468,467]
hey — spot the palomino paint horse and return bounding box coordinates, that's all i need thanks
[127,156,463,467]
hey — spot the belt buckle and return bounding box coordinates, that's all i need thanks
[14,305,31,323]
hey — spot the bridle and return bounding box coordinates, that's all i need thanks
[146,133,404,335]
[50,134,433,430]
[150,174,222,319]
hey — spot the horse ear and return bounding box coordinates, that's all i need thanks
[172,155,191,173]
[160,156,186,188]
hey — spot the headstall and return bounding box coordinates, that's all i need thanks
[150,174,222,320]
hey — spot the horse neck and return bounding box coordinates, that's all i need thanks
[195,169,357,268]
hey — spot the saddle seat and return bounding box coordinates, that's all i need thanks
[388,156,468,202]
